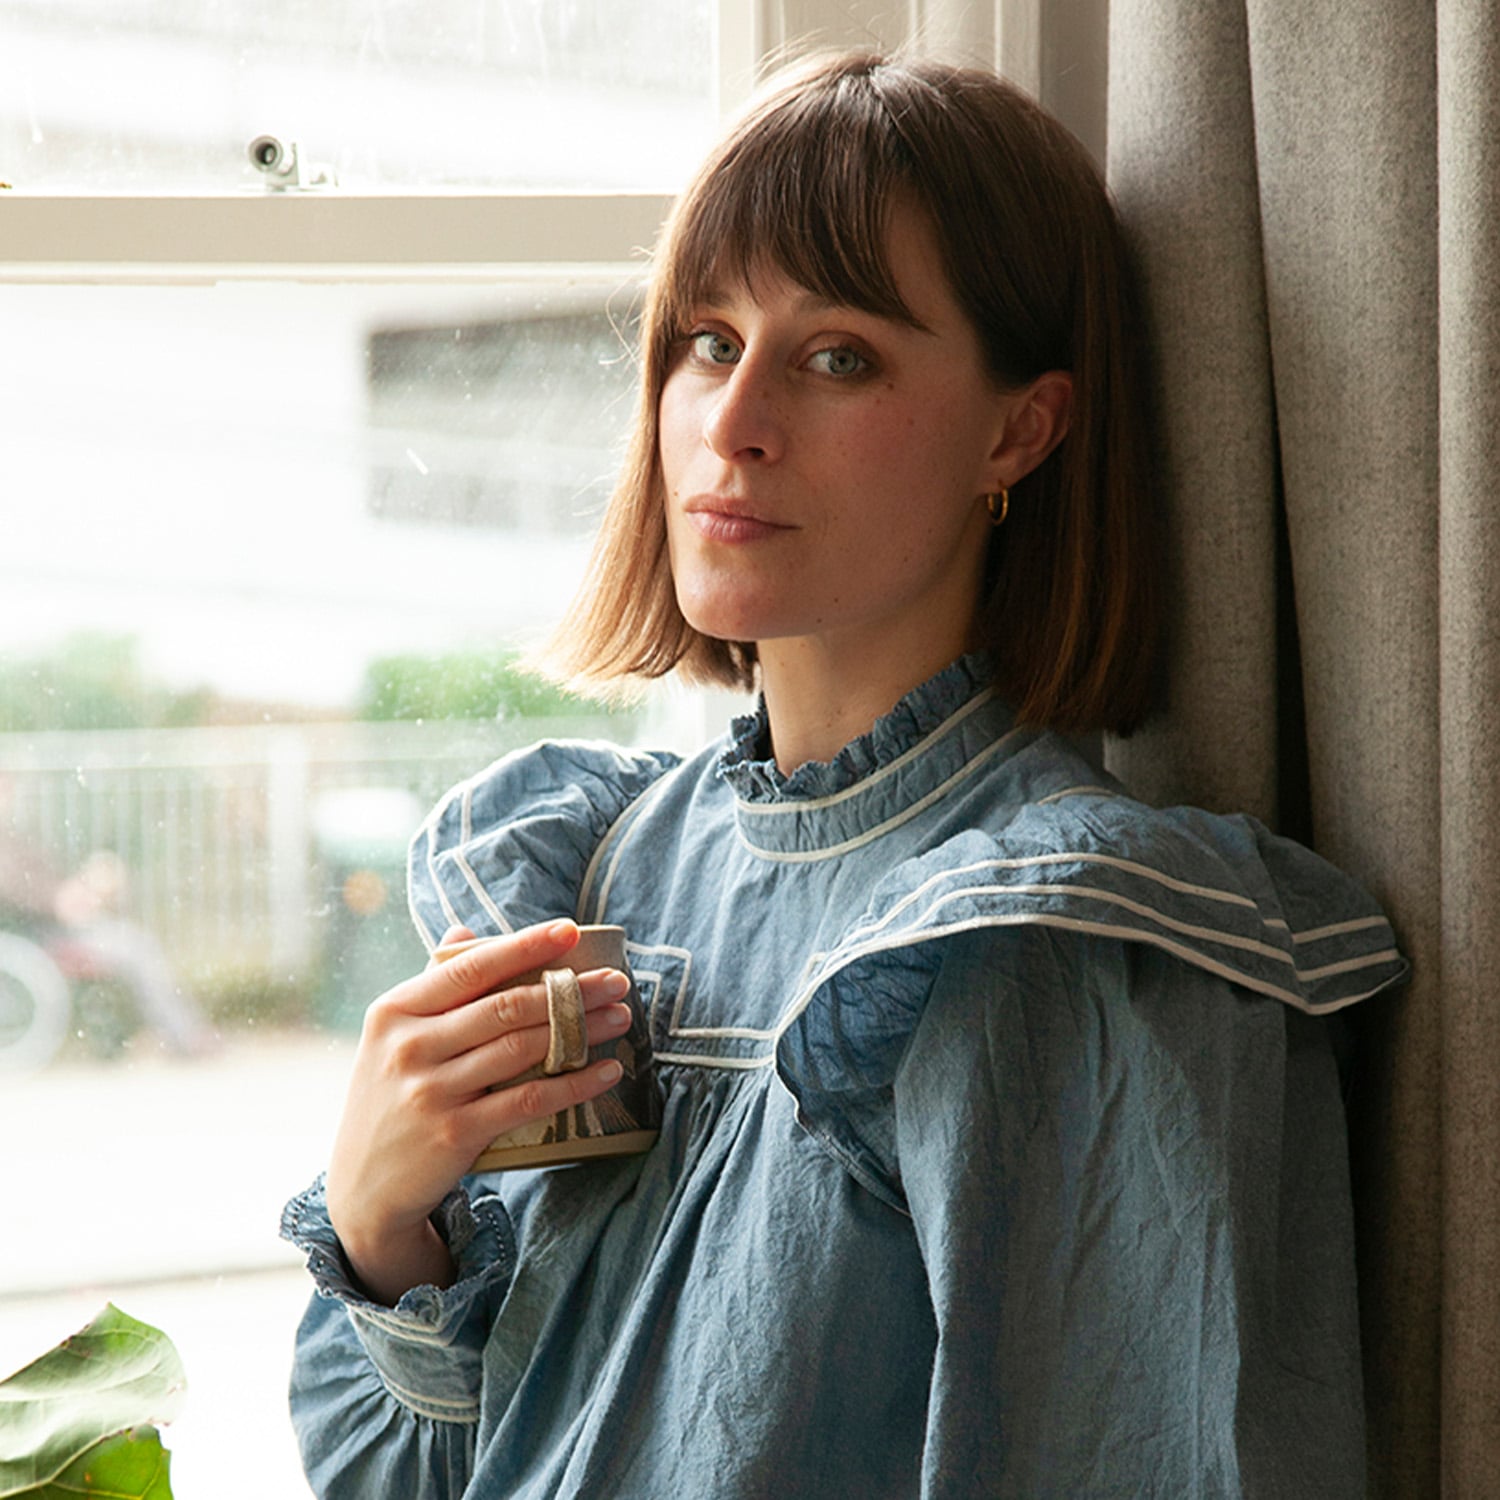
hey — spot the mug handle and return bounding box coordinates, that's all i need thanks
[540,968,589,1075]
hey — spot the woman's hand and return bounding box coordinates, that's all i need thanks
[325,918,634,1306]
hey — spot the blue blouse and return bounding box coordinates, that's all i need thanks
[283,656,1406,1498]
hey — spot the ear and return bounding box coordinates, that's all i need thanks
[983,371,1073,490]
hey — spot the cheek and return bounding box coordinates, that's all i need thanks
[860,389,951,464]
[897,390,996,493]
[656,383,699,491]
[848,396,971,503]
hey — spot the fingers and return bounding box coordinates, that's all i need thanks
[467,1054,626,1146]
[435,960,629,1051]
[406,919,582,1016]
[440,981,635,1097]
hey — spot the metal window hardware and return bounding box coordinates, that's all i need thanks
[247,136,337,191]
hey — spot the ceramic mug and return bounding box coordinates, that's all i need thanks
[431,925,660,1171]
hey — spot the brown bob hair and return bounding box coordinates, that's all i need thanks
[544,50,1161,733]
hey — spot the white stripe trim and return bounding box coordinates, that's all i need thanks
[407,837,440,951]
[409,786,450,851]
[735,731,1025,863]
[732,690,1005,816]
[576,809,620,923]
[771,911,1400,1038]
[435,880,470,934]
[578,769,680,924]
[670,1024,781,1040]
[410,750,515,850]
[351,1306,470,1350]
[836,852,1263,959]
[454,847,514,934]
[1290,914,1391,944]
[625,940,696,1036]
[422,852,470,941]
[863,877,1397,988]
[459,776,474,848]
[1295,948,1404,981]
[948,880,1297,967]
[663,898,1400,1071]
[1035,783,1119,804]
[413,771,521,939]
[365,1370,481,1424]
[654,1049,775,1070]
[998,851,1263,908]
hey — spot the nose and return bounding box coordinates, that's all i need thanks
[701,360,783,463]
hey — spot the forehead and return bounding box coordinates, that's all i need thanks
[690,203,967,340]
[670,194,950,334]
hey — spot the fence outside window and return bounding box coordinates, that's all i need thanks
[0,715,620,1009]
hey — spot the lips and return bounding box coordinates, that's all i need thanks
[682,495,794,544]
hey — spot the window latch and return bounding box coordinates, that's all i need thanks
[247,136,337,192]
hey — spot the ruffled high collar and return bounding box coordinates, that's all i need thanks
[717,654,996,805]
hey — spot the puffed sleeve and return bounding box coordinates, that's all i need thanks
[281,1175,515,1498]
[285,740,677,1496]
[891,925,1368,1499]
[407,739,681,947]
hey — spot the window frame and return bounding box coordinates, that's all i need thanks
[0,191,677,282]
[0,1,1103,287]
[0,0,765,285]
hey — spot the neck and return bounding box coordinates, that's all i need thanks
[757,631,973,776]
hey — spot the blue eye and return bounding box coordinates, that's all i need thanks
[808,345,868,378]
[690,331,741,365]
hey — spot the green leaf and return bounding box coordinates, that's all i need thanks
[30,1428,173,1500]
[0,1308,185,1497]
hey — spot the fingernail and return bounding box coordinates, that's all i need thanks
[546,920,576,943]
[598,1060,623,1085]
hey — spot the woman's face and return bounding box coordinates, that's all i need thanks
[658,205,1025,672]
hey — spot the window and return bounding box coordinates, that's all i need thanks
[2,0,717,190]
[0,10,723,1491]
[0,4,1103,1492]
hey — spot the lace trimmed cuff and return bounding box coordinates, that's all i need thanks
[281,1173,515,1331]
[282,1175,515,1423]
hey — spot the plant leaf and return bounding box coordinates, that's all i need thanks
[0,1308,185,1497]
[30,1428,173,1500]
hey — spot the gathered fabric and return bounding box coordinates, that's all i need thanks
[284,655,1405,1499]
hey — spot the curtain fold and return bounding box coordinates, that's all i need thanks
[1099,1,1283,824]
[1436,2,1500,1492]
[1106,0,1498,1491]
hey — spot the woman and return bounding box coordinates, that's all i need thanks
[285,51,1405,1498]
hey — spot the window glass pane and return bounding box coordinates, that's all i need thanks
[0,0,716,189]
[0,278,669,1495]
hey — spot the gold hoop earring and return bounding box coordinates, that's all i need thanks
[986,488,1010,526]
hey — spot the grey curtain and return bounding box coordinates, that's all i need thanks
[1104,0,1499,1494]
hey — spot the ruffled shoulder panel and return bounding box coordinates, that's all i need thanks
[407,739,681,947]
[773,792,1408,1209]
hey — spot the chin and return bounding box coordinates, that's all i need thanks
[675,588,779,645]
